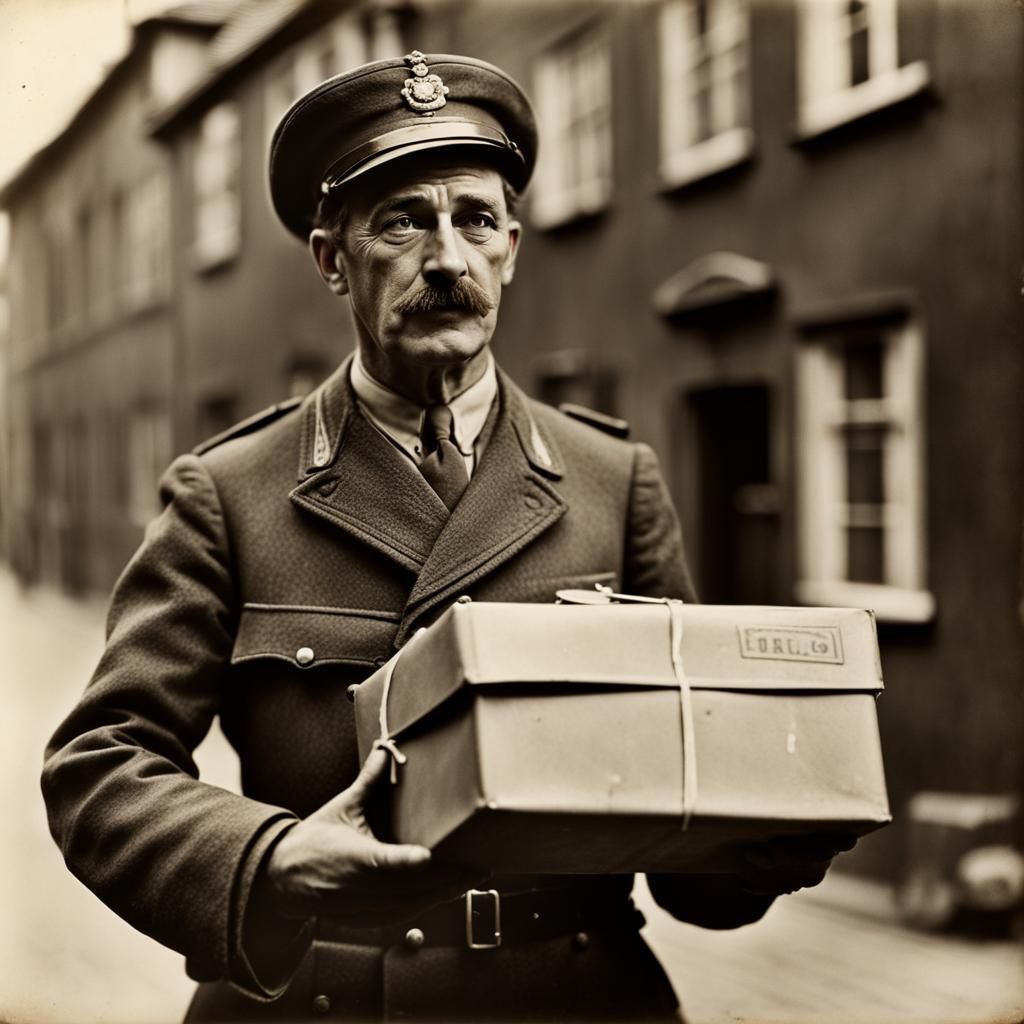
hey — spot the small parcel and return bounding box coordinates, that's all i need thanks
[354,598,890,873]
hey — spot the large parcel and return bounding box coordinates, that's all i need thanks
[354,601,890,873]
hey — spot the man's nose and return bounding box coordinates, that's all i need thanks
[422,215,468,285]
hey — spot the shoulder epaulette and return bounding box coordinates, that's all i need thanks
[558,402,630,440]
[193,396,303,455]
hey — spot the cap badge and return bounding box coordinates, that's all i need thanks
[401,51,449,113]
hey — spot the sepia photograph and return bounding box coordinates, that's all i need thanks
[1,0,1022,1021]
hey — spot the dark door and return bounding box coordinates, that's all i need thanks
[687,385,780,604]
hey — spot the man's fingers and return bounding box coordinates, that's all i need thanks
[743,833,857,869]
[832,833,859,853]
[357,834,432,872]
[738,863,831,896]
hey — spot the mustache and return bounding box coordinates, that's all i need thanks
[395,277,495,318]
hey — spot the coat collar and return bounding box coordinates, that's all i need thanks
[289,356,567,644]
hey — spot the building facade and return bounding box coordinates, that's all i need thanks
[151,0,406,448]
[429,0,1023,878]
[2,0,1021,882]
[0,9,227,593]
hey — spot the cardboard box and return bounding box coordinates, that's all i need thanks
[354,602,891,874]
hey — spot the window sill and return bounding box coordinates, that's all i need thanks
[530,181,611,231]
[658,127,754,192]
[795,580,935,625]
[192,231,241,275]
[793,61,931,143]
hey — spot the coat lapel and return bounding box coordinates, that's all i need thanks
[396,370,567,645]
[289,358,449,574]
[289,360,568,643]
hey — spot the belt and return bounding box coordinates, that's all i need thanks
[316,887,646,951]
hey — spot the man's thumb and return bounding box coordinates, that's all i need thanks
[345,747,392,803]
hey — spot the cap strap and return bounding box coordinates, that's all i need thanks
[321,119,523,194]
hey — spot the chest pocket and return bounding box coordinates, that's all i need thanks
[231,603,401,670]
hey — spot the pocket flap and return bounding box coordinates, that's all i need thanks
[232,604,400,669]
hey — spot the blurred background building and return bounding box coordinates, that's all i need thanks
[1,0,1022,901]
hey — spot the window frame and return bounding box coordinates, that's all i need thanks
[531,23,614,230]
[124,171,171,311]
[127,405,172,528]
[795,0,930,141]
[657,0,754,190]
[795,314,933,623]
[192,101,243,272]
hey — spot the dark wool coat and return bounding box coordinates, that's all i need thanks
[42,360,737,1023]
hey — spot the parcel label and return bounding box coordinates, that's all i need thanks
[737,625,845,665]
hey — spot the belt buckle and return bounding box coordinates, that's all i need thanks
[465,888,501,949]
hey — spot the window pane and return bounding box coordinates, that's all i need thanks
[194,103,241,266]
[843,336,884,399]
[845,424,886,503]
[534,27,612,221]
[848,0,870,85]
[694,58,713,142]
[847,525,884,583]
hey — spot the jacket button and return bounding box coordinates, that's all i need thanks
[404,927,425,949]
[312,993,331,1014]
[572,931,590,951]
[296,646,315,666]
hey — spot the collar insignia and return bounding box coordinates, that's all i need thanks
[401,51,450,113]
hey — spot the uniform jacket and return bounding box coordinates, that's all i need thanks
[42,359,709,1022]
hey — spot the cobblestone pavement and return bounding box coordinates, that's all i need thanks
[3,570,1022,1024]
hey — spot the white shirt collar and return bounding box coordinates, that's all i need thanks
[350,350,497,463]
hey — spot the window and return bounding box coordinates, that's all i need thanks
[74,204,93,325]
[658,0,752,188]
[44,225,67,334]
[193,102,242,270]
[91,194,114,323]
[796,317,932,622]
[198,394,238,442]
[534,349,619,416]
[108,411,130,510]
[109,188,126,311]
[797,0,929,139]
[365,8,402,62]
[127,407,171,526]
[124,172,171,311]
[264,11,370,150]
[287,358,329,399]
[532,26,613,229]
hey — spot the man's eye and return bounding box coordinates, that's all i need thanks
[389,215,418,231]
[465,214,496,229]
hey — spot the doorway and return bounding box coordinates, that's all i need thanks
[687,384,780,604]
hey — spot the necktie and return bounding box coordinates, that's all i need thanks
[419,404,469,510]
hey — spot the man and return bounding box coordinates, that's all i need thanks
[42,52,852,1022]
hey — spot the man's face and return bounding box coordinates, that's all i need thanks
[315,153,520,386]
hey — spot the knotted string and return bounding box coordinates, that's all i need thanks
[658,598,698,829]
[371,628,426,784]
[371,605,697,828]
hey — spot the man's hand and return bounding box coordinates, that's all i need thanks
[264,748,477,926]
[735,832,858,896]
[647,832,857,929]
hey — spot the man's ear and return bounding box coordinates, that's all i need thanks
[309,229,349,296]
[501,220,521,286]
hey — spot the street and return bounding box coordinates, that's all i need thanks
[2,569,1021,1024]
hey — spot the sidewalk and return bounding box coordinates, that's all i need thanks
[3,570,1022,1024]
[637,872,1024,1024]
